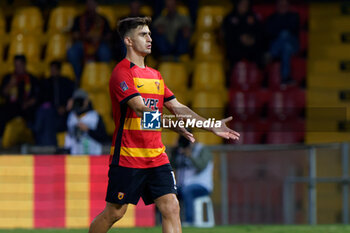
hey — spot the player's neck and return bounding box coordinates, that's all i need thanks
[125,52,146,68]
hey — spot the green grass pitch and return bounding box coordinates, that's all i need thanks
[1,225,350,233]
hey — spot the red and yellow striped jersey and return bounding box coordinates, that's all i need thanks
[109,59,175,168]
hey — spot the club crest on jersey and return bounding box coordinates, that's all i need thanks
[118,192,125,200]
[120,81,128,92]
[155,81,160,91]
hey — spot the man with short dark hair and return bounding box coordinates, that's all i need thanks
[34,61,75,146]
[88,16,240,233]
[0,55,39,138]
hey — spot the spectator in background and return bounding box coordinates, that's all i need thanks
[34,61,75,146]
[64,89,107,155]
[0,55,39,138]
[152,0,192,59]
[171,135,214,226]
[265,0,299,84]
[222,0,263,69]
[67,0,112,82]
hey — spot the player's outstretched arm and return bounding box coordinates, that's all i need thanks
[164,98,240,141]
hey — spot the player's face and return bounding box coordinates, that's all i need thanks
[130,25,152,55]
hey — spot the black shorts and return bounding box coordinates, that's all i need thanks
[105,163,177,205]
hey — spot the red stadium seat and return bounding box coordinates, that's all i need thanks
[292,4,309,29]
[229,120,266,144]
[228,89,270,120]
[230,60,263,90]
[266,61,282,90]
[267,87,305,120]
[291,57,306,84]
[265,119,305,144]
[299,30,308,55]
[252,5,275,22]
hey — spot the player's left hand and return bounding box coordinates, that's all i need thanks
[177,126,195,143]
[212,116,240,140]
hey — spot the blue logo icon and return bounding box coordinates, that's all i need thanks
[142,110,161,129]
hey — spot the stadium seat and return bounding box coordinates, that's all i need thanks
[2,117,34,148]
[161,130,179,147]
[162,4,189,16]
[159,62,188,91]
[267,88,305,120]
[265,119,305,144]
[193,130,223,145]
[252,4,275,22]
[229,120,265,144]
[7,34,41,63]
[45,34,70,63]
[228,89,270,120]
[11,7,43,36]
[292,4,309,29]
[290,57,306,84]
[192,91,226,119]
[44,62,76,82]
[173,90,190,105]
[230,61,263,90]
[196,6,226,33]
[299,29,308,55]
[97,6,117,29]
[47,6,77,35]
[0,13,5,35]
[192,62,225,91]
[88,91,114,135]
[81,62,111,92]
[266,61,282,90]
[194,32,223,62]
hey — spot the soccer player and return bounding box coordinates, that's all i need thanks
[88,17,240,233]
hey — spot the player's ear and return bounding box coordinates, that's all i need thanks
[124,36,132,47]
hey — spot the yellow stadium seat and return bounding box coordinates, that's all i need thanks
[44,62,76,82]
[192,91,226,119]
[98,6,117,29]
[162,5,189,16]
[192,62,225,91]
[172,90,190,105]
[194,32,223,62]
[193,130,223,145]
[140,5,153,16]
[0,13,5,35]
[159,62,188,91]
[56,131,66,147]
[196,6,225,32]
[161,130,179,147]
[8,34,41,62]
[81,62,111,92]
[45,34,70,63]
[88,91,114,135]
[2,117,34,148]
[11,7,43,36]
[88,92,112,117]
[47,6,77,35]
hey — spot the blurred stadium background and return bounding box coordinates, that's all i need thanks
[1,0,350,231]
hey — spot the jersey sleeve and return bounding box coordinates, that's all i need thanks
[164,84,175,102]
[110,67,140,104]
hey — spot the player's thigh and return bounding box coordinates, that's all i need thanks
[106,165,147,205]
[141,164,177,205]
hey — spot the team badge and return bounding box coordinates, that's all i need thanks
[155,81,160,91]
[120,81,129,92]
[118,192,125,200]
